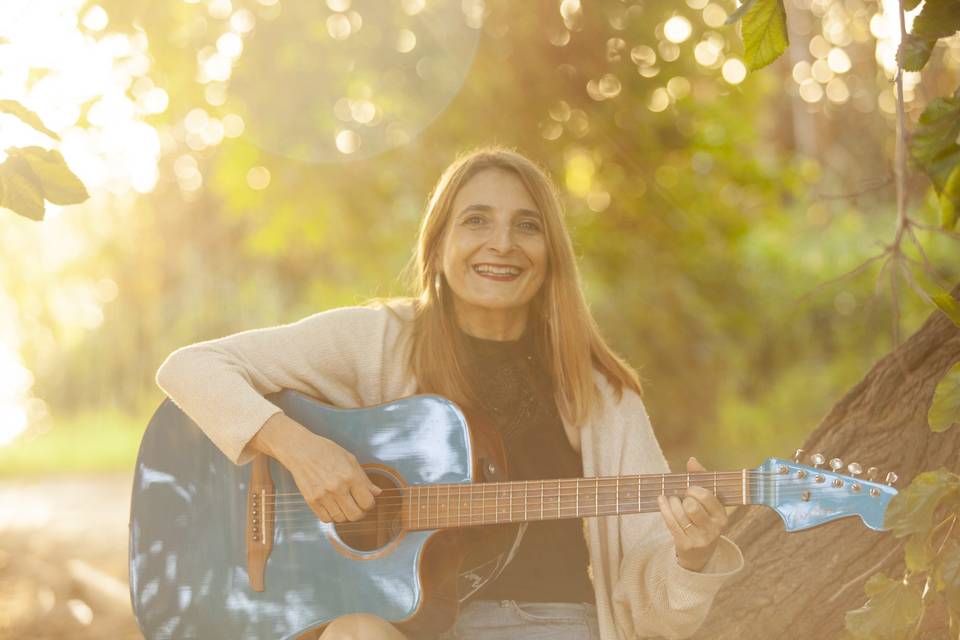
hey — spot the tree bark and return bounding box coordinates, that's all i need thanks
[692,284,960,640]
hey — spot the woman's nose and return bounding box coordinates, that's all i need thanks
[487,223,515,253]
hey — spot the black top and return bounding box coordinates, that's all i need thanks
[459,325,595,604]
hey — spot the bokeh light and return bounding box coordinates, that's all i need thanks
[664,16,693,44]
[721,58,747,85]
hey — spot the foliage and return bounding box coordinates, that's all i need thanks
[851,467,960,638]
[738,0,789,71]
[845,573,924,640]
[730,0,960,237]
[1,0,956,482]
[929,363,960,432]
[0,100,88,220]
[725,0,960,633]
[910,90,960,218]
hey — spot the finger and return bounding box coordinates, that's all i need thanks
[686,456,707,473]
[314,505,332,523]
[657,495,686,539]
[669,495,694,533]
[333,492,365,521]
[351,484,377,512]
[320,495,346,522]
[687,486,728,525]
[682,495,713,529]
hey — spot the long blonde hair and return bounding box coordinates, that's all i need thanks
[406,145,641,427]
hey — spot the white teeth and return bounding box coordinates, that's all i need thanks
[474,264,521,276]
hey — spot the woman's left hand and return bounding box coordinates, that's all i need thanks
[656,456,729,572]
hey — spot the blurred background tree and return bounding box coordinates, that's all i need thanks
[0,0,957,476]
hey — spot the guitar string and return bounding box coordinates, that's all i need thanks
[259,477,879,508]
[259,487,881,530]
[261,484,883,513]
[269,498,737,532]
[259,471,785,497]
[261,484,840,512]
[257,492,879,534]
[258,471,866,498]
[263,486,870,515]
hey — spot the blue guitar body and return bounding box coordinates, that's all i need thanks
[129,390,503,640]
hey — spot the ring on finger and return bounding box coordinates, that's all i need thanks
[681,522,694,531]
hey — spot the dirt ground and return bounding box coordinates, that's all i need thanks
[0,473,143,640]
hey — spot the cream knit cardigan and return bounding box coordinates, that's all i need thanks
[155,301,744,640]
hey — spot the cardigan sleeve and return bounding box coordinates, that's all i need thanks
[155,302,411,465]
[609,390,744,639]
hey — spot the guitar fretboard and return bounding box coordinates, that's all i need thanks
[401,471,753,531]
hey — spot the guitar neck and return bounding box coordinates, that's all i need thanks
[401,471,756,531]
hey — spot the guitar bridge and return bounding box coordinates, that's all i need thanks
[246,455,275,592]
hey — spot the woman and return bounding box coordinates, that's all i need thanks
[156,146,743,639]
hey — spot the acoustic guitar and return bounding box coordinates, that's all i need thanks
[129,389,898,639]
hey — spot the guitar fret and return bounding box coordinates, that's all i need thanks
[556,479,560,519]
[523,480,528,522]
[594,478,598,516]
[638,475,642,513]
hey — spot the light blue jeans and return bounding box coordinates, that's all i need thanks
[433,599,600,639]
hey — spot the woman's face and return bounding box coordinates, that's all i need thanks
[439,167,548,333]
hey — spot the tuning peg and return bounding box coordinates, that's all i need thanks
[886,472,898,486]
[867,467,878,481]
[847,462,862,477]
[810,453,825,468]
[794,448,805,463]
[829,458,844,472]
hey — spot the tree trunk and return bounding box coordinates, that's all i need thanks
[692,284,960,640]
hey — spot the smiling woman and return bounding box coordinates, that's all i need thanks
[155,145,744,640]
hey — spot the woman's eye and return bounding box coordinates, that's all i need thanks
[464,215,485,226]
[519,220,541,231]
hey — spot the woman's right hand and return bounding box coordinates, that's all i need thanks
[247,412,382,523]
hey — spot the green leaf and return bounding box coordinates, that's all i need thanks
[845,574,923,640]
[725,0,759,25]
[933,292,960,329]
[940,164,960,230]
[905,532,933,572]
[0,157,45,220]
[898,35,935,72]
[912,0,960,41]
[741,0,789,71]
[0,99,60,141]
[884,469,960,536]
[935,544,960,612]
[910,95,960,191]
[929,363,960,431]
[7,146,88,205]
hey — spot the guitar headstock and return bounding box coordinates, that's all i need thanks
[754,452,898,532]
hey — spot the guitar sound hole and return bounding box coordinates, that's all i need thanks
[334,471,403,552]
